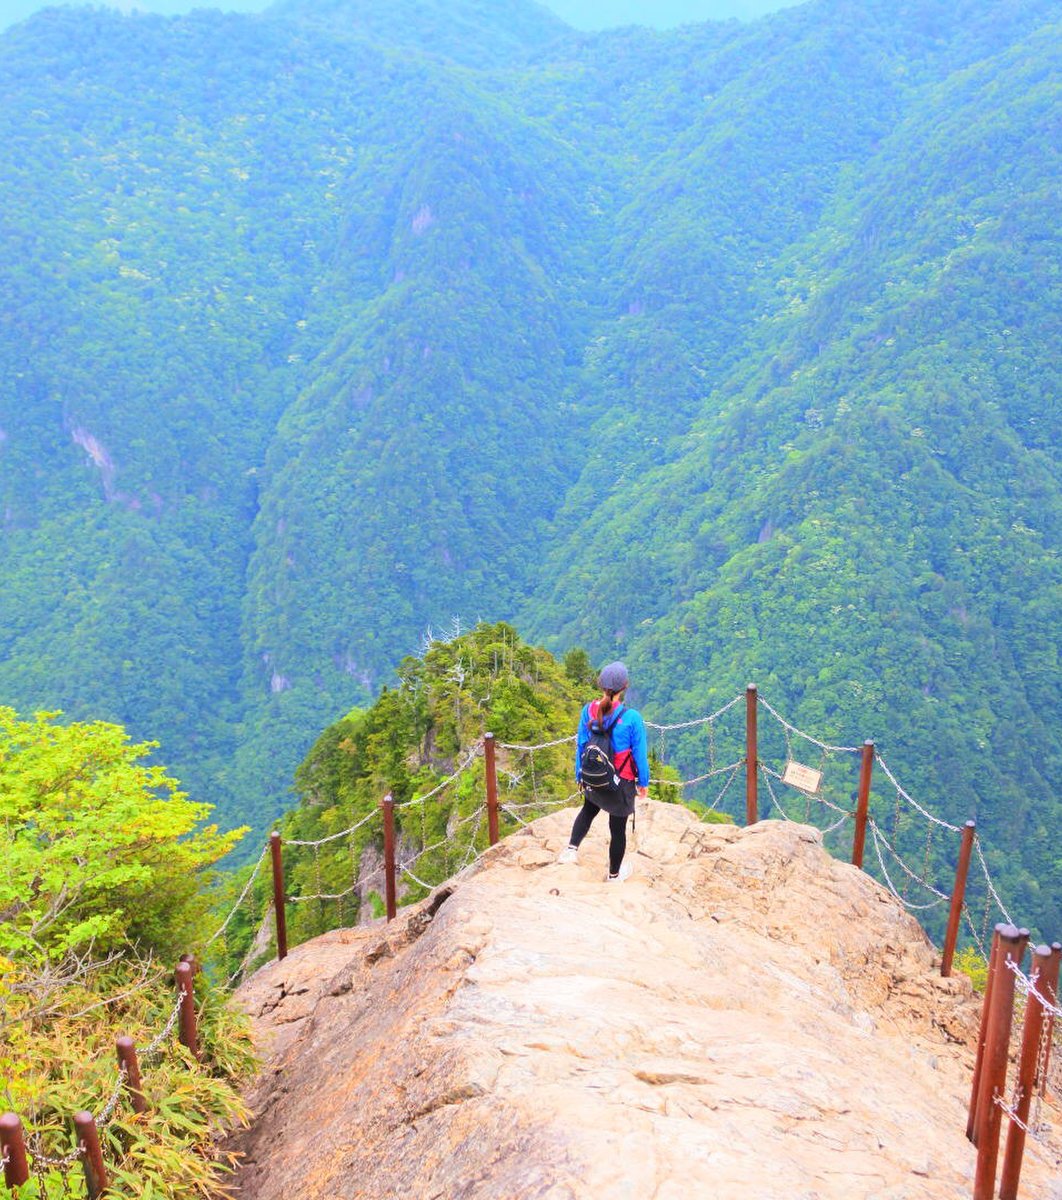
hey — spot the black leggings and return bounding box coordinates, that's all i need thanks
[570,799,628,875]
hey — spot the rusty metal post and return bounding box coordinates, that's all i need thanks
[381,793,397,922]
[999,944,1054,1200]
[940,820,975,978]
[74,1111,109,1199]
[745,684,758,826]
[176,961,199,1061]
[484,733,500,847]
[850,740,874,868]
[976,927,1028,1146]
[972,924,1022,1200]
[269,831,288,961]
[115,1036,147,1115]
[968,925,1004,1142]
[0,1113,30,1188]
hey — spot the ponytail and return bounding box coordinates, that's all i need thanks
[597,687,626,719]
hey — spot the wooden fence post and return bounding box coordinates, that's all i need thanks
[74,1111,109,1199]
[998,944,1056,1200]
[381,793,397,922]
[484,733,499,847]
[115,1036,147,1115]
[0,1113,30,1188]
[176,961,199,1061]
[940,820,976,977]
[850,740,874,868]
[269,831,288,962]
[972,924,1022,1200]
[745,684,758,825]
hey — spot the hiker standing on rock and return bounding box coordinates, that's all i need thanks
[558,661,649,882]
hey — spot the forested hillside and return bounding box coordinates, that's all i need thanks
[1,0,1059,931]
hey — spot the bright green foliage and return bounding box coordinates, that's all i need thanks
[244,622,589,955]
[952,945,988,993]
[0,708,245,960]
[0,712,255,1197]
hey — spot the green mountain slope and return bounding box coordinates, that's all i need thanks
[0,0,1059,932]
[520,7,1062,929]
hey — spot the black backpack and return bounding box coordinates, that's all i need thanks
[580,704,625,794]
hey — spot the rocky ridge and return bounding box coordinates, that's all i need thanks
[229,802,1062,1199]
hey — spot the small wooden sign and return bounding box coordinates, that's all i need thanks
[782,760,822,795]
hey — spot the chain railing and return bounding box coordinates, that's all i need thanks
[5,686,1054,1199]
[1,963,209,1196]
[965,928,1061,1198]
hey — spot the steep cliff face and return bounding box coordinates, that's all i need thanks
[231,803,1060,1199]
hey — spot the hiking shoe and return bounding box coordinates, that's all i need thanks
[557,845,579,864]
[606,861,632,883]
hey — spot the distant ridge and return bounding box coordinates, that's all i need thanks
[266,0,571,64]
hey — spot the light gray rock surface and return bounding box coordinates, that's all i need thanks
[228,802,1061,1199]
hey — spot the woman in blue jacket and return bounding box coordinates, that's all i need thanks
[558,661,649,882]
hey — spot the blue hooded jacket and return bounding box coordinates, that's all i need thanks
[575,701,650,788]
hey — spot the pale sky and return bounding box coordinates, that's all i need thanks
[0,0,802,36]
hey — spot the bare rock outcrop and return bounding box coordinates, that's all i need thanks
[229,802,1061,1199]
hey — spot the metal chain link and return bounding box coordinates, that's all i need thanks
[1007,960,1062,1020]
[400,862,441,890]
[920,820,936,904]
[868,820,950,910]
[873,752,962,832]
[707,763,742,812]
[497,734,576,751]
[95,1064,128,1129]
[457,806,486,870]
[204,845,268,948]
[290,878,363,904]
[649,758,745,789]
[761,761,791,822]
[890,776,904,845]
[756,695,863,754]
[961,901,991,962]
[395,745,483,809]
[501,790,582,826]
[286,806,380,847]
[502,791,581,814]
[979,885,994,958]
[227,927,263,988]
[529,747,544,807]
[644,692,744,733]
[1031,970,1054,1131]
[26,1132,81,1172]
[138,995,182,1064]
[499,804,534,828]
[992,1094,1062,1168]
[972,834,1014,926]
